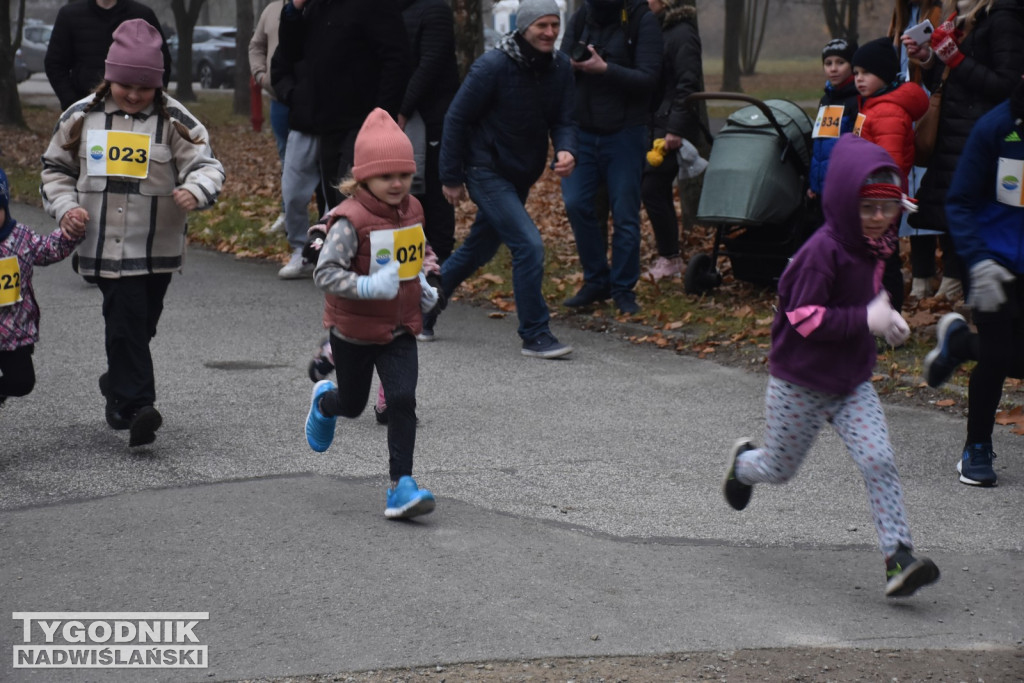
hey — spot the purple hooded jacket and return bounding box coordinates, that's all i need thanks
[768,134,899,395]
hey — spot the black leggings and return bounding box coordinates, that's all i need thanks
[321,332,418,481]
[641,156,682,258]
[0,344,35,398]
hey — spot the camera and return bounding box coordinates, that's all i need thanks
[571,41,592,62]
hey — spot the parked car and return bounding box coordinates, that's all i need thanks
[20,22,51,75]
[14,48,30,83]
[168,26,236,89]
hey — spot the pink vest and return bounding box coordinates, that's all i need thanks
[323,188,425,343]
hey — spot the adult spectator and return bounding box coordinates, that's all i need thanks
[45,0,171,111]
[903,0,1024,301]
[398,0,460,265]
[888,1,943,86]
[436,0,577,359]
[640,0,702,282]
[560,0,662,315]
[249,0,288,235]
[271,0,411,279]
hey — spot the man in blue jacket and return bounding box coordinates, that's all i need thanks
[437,0,577,359]
[560,0,662,314]
[923,76,1024,488]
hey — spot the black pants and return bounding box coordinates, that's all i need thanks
[0,344,35,398]
[883,248,904,313]
[321,332,418,481]
[910,233,963,281]
[318,128,358,210]
[96,273,172,415]
[419,134,455,262]
[641,154,681,258]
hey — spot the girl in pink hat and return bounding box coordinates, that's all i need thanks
[40,19,225,448]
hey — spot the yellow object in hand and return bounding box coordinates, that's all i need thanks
[646,138,666,167]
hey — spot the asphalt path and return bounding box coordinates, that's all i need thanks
[1,200,1021,682]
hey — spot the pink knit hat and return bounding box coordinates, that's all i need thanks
[352,108,416,182]
[105,19,164,88]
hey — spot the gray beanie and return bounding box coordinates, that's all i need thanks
[516,0,560,33]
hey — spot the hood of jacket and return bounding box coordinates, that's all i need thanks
[659,3,696,30]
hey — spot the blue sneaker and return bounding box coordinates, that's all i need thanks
[385,475,436,519]
[958,442,997,487]
[923,312,968,388]
[305,380,337,452]
[521,332,572,359]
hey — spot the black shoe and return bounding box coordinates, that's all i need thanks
[885,544,940,597]
[613,291,639,314]
[128,406,162,447]
[99,373,131,430]
[563,283,610,308]
[723,438,755,510]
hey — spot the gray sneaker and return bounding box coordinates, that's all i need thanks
[278,250,314,279]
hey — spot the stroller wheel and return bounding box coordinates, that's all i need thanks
[684,253,721,295]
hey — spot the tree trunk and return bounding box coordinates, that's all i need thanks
[740,0,770,76]
[233,0,255,115]
[823,0,860,44]
[0,0,27,127]
[723,0,743,92]
[450,0,483,81]
[170,0,207,102]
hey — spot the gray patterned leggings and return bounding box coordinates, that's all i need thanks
[735,376,912,558]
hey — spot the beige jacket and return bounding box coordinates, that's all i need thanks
[41,94,225,279]
[249,0,284,100]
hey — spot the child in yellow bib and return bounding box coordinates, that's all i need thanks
[40,19,225,447]
[0,167,84,408]
[304,108,441,520]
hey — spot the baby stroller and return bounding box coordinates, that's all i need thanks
[681,93,815,294]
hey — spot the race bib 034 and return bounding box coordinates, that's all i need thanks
[86,130,152,179]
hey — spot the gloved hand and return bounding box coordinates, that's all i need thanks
[418,271,439,313]
[968,259,1015,312]
[931,18,965,68]
[356,260,400,300]
[302,224,327,263]
[884,310,911,347]
[866,291,894,336]
[426,272,447,310]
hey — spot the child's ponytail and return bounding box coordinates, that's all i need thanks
[60,82,111,152]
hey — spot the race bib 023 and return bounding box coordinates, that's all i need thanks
[86,129,152,179]
[368,224,426,281]
[0,255,23,307]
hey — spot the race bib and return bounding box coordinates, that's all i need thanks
[368,224,426,281]
[0,255,22,307]
[996,157,1024,207]
[812,105,844,139]
[86,130,152,179]
[852,113,866,137]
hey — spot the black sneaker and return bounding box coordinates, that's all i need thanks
[521,332,573,359]
[885,544,940,597]
[563,283,610,308]
[723,438,754,510]
[923,312,968,388]
[957,442,997,487]
[128,406,162,447]
[99,373,130,430]
[613,291,639,315]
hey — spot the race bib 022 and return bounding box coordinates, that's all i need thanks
[0,255,23,307]
[368,224,426,281]
[86,129,152,179]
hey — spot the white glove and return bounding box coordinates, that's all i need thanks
[968,259,1015,313]
[884,310,911,347]
[418,271,439,313]
[866,291,893,336]
[356,260,400,300]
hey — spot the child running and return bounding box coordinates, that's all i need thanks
[0,167,85,407]
[40,19,225,447]
[723,134,940,599]
[304,108,439,520]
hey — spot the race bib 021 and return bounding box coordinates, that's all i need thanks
[86,129,152,179]
[0,255,23,307]
[368,224,426,281]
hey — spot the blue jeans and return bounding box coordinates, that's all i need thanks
[561,125,646,294]
[441,166,550,341]
[269,99,290,162]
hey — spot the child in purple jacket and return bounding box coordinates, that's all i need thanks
[0,167,84,407]
[722,135,940,599]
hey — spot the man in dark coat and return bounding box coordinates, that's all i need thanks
[45,0,171,111]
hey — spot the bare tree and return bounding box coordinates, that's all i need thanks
[0,0,28,127]
[823,0,860,43]
[451,0,483,80]
[739,0,769,75]
[233,0,255,115]
[723,0,743,91]
[170,0,207,102]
